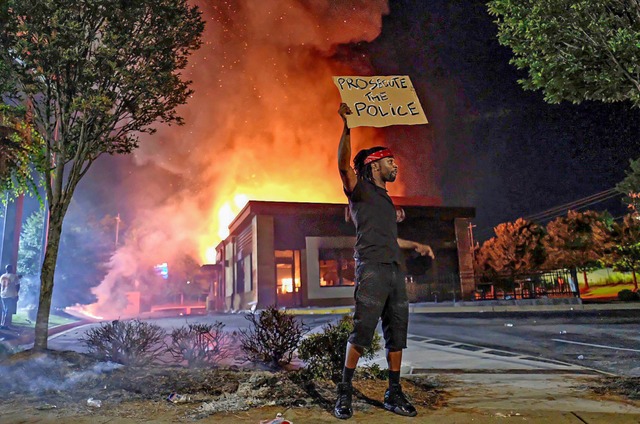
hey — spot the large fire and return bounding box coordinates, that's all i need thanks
[73,0,408,319]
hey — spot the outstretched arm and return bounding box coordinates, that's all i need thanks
[338,103,357,193]
[398,238,435,259]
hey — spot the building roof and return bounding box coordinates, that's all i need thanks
[227,199,475,236]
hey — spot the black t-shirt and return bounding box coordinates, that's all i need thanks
[346,179,401,264]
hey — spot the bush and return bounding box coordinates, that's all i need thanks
[167,322,232,368]
[82,319,167,366]
[239,306,307,369]
[618,289,639,302]
[298,315,382,382]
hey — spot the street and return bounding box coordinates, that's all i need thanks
[408,310,640,376]
[45,309,640,377]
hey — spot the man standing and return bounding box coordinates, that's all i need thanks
[335,103,434,419]
[0,264,20,329]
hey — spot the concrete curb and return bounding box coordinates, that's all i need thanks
[2,319,92,348]
[282,302,640,315]
[409,302,640,314]
[288,306,354,315]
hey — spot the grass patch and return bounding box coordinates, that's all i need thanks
[581,283,637,299]
[10,311,78,329]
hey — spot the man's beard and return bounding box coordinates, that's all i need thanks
[384,171,397,182]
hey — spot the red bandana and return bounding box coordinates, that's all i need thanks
[364,148,394,165]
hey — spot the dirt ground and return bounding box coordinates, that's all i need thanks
[1,350,639,423]
[0,350,446,423]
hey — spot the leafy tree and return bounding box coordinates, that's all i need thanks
[18,208,45,277]
[488,0,640,106]
[616,157,640,213]
[0,0,204,350]
[475,218,546,278]
[0,40,44,196]
[544,210,614,290]
[0,104,44,197]
[18,208,120,308]
[610,214,640,291]
[473,237,499,279]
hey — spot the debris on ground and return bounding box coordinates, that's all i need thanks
[167,392,190,403]
[495,411,521,418]
[35,403,57,410]
[86,397,102,407]
[590,377,640,400]
[0,349,447,421]
[259,412,293,424]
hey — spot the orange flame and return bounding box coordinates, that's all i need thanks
[85,1,397,319]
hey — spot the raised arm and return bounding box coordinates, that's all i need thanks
[338,103,357,193]
[398,238,435,259]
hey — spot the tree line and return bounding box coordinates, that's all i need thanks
[475,209,640,292]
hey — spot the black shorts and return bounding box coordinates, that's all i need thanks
[348,262,408,350]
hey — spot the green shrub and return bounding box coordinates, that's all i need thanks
[82,319,167,366]
[356,362,388,380]
[167,322,232,368]
[618,289,639,302]
[298,315,382,382]
[239,306,307,369]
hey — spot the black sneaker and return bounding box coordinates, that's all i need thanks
[334,382,353,419]
[384,383,417,417]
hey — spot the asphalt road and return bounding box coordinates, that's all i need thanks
[408,310,640,377]
[46,310,639,377]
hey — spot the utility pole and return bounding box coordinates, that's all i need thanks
[115,213,121,248]
[468,222,477,259]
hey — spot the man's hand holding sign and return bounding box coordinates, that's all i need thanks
[333,75,428,128]
[333,76,433,420]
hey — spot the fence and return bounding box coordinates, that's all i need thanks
[406,273,462,303]
[472,269,579,301]
[405,269,579,302]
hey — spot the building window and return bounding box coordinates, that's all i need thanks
[275,250,301,294]
[319,248,355,287]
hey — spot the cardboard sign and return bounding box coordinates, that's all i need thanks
[333,75,428,128]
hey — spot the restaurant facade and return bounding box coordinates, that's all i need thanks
[209,199,476,311]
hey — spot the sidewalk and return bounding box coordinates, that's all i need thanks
[288,300,640,315]
[285,335,640,423]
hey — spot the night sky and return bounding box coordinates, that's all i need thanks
[80,0,640,243]
[367,0,640,240]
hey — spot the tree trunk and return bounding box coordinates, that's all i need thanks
[582,269,589,290]
[633,269,638,291]
[33,206,65,350]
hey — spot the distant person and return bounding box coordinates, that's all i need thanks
[557,277,565,293]
[0,264,20,329]
[334,103,434,420]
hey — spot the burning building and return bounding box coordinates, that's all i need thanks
[211,199,475,311]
